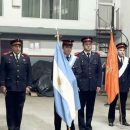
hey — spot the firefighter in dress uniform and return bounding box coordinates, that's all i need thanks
[73,36,102,130]
[0,39,32,130]
[108,42,130,126]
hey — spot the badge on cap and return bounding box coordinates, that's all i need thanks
[62,39,74,47]
[10,39,23,46]
[116,42,127,49]
[81,36,93,43]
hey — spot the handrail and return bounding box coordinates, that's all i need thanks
[96,7,129,56]
[112,26,129,56]
[121,31,129,56]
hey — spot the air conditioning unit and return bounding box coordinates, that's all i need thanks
[12,0,21,7]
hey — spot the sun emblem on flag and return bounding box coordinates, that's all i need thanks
[57,76,62,86]
[106,66,112,73]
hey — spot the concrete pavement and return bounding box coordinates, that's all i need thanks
[0,93,130,130]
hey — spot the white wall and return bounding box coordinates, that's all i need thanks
[0,0,97,30]
[113,0,120,27]
[23,40,83,56]
[120,0,130,56]
[22,39,104,57]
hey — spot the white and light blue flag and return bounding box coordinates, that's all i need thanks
[53,43,81,127]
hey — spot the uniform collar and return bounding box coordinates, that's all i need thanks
[83,50,92,56]
[65,54,71,58]
[118,55,124,61]
[13,52,21,59]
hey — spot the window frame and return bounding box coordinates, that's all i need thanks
[22,0,41,18]
[22,0,79,20]
[0,0,3,16]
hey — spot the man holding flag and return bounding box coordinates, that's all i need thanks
[105,32,130,126]
[53,39,80,130]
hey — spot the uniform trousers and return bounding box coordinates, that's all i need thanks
[5,91,26,130]
[78,91,96,130]
[54,106,75,130]
[108,92,128,123]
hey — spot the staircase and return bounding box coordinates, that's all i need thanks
[96,5,122,55]
[96,29,121,54]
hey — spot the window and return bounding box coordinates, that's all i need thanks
[22,0,78,20]
[0,0,2,16]
[22,0,40,18]
[99,4,112,28]
[98,0,113,28]
[61,0,78,20]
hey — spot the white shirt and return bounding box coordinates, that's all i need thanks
[118,56,124,63]
[84,51,91,57]
[13,52,21,60]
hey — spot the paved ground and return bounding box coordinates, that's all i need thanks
[0,93,130,130]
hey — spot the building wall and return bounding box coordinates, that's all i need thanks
[0,0,123,58]
[23,40,100,56]
[0,0,122,31]
[0,0,97,30]
[23,40,82,56]
[120,0,130,56]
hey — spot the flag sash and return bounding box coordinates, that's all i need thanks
[119,57,128,78]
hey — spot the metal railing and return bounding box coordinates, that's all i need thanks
[96,7,129,56]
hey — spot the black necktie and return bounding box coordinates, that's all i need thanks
[121,58,123,65]
[16,54,19,62]
[87,53,90,59]
[66,56,69,61]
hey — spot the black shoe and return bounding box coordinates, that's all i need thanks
[109,122,114,126]
[86,126,92,130]
[79,128,85,130]
[122,121,130,126]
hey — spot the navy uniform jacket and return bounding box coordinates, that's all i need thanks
[0,52,32,91]
[118,57,130,92]
[73,51,102,91]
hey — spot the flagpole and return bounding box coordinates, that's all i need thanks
[111,26,123,125]
[110,27,123,125]
[118,93,123,124]
[55,27,60,43]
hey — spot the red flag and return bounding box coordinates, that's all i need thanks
[105,32,119,104]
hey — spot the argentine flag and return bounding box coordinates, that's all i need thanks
[53,43,81,127]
